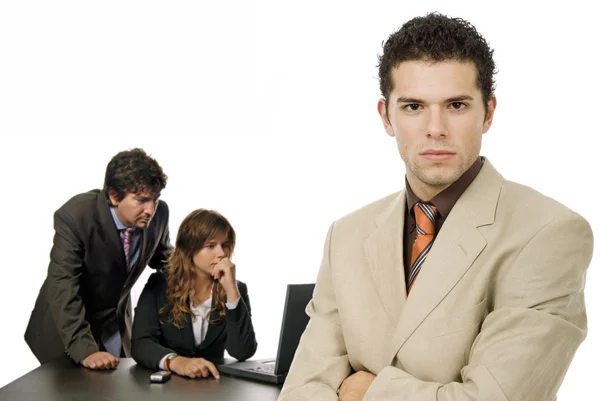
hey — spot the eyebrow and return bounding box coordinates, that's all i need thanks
[396,95,475,104]
[135,193,161,200]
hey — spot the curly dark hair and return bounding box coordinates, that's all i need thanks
[378,12,497,114]
[103,148,168,202]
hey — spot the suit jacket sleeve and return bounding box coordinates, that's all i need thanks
[131,273,176,369]
[148,201,172,270]
[224,281,258,361]
[279,223,352,400]
[47,207,99,363]
[362,211,593,400]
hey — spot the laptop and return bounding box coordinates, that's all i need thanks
[218,283,315,384]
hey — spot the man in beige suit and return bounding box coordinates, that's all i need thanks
[279,12,594,401]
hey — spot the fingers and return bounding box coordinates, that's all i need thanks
[215,258,234,270]
[97,354,118,370]
[186,369,203,379]
[185,360,220,379]
[109,355,120,369]
[192,364,210,378]
[83,352,119,370]
[205,361,220,379]
[212,259,235,281]
[211,266,222,281]
[212,267,231,281]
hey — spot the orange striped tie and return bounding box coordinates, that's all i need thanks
[407,202,438,294]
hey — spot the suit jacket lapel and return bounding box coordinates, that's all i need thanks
[197,300,225,351]
[386,159,503,362]
[123,228,150,292]
[96,192,127,269]
[96,191,132,342]
[364,192,407,328]
[177,298,226,353]
[174,303,216,352]
[138,227,150,269]
[181,312,196,350]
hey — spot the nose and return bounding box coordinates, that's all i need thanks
[144,201,156,216]
[215,245,226,258]
[426,106,448,138]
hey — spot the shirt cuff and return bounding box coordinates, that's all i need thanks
[158,353,176,370]
[226,297,240,310]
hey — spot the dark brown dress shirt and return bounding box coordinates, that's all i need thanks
[403,157,484,281]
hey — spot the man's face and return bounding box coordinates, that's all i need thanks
[378,60,496,200]
[109,188,160,228]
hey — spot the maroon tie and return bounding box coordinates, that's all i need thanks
[122,228,133,270]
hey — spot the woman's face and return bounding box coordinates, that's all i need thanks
[192,231,231,276]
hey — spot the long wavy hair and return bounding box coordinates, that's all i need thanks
[161,209,236,328]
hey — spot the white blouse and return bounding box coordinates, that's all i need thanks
[190,296,212,346]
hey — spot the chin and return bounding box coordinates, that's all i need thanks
[417,170,461,188]
[418,160,463,180]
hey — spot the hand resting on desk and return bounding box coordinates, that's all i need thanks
[170,356,220,379]
[82,351,119,370]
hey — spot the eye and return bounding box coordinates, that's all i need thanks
[450,102,466,110]
[403,104,422,111]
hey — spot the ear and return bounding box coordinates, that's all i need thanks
[377,98,396,137]
[108,189,119,207]
[482,94,497,134]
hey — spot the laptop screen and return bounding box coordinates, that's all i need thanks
[273,283,315,374]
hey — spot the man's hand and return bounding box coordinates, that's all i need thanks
[82,351,119,370]
[169,356,220,379]
[339,370,376,401]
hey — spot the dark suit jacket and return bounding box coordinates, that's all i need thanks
[24,190,172,364]
[131,272,257,370]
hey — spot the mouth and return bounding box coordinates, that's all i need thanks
[420,149,455,161]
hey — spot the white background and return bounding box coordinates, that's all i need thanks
[0,0,597,399]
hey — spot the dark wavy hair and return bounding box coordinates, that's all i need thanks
[161,209,236,328]
[103,148,167,203]
[378,12,497,114]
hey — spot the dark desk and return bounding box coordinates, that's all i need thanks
[0,357,281,400]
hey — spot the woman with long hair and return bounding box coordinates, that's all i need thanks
[131,209,257,379]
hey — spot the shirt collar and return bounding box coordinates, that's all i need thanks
[109,206,135,231]
[189,289,213,309]
[405,156,484,220]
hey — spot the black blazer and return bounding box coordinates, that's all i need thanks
[24,190,172,364]
[131,272,257,370]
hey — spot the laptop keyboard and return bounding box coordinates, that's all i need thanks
[250,361,275,374]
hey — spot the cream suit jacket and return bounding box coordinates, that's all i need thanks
[279,159,593,401]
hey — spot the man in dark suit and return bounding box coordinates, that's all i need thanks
[25,148,172,370]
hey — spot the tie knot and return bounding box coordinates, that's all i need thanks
[413,202,438,235]
[122,227,135,241]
